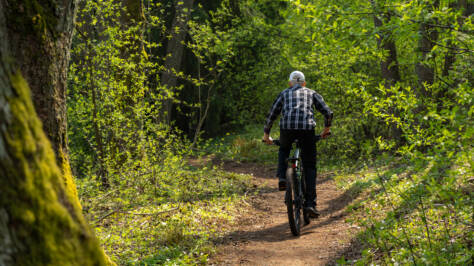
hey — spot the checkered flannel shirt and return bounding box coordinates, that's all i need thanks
[264,84,333,134]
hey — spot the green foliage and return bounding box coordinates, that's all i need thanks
[68,0,168,180]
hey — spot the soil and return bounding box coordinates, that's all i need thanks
[209,161,363,266]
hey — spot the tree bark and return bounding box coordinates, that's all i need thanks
[370,0,402,141]
[370,1,400,86]
[443,0,472,77]
[3,0,88,207]
[90,56,108,188]
[161,0,195,124]
[4,0,76,165]
[415,0,439,97]
[0,1,111,264]
[121,0,145,62]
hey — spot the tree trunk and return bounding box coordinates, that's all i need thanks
[192,69,221,146]
[443,0,471,77]
[90,57,108,188]
[161,0,195,124]
[0,1,111,264]
[122,0,145,24]
[415,0,439,97]
[4,0,76,165]
[416,23,438,91]
[370,0,402,141]
[121,0,145,62]
[370,1,400,86]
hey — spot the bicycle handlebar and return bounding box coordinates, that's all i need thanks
[262,133,330,146]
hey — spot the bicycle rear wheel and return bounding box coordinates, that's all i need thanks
[285,167,301,236]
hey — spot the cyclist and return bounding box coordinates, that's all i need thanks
[263,71,333,218]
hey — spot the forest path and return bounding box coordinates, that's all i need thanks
[209,161,361,265]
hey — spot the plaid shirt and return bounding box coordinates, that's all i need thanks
[264,84,333,134]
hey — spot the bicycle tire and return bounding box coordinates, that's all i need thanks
[286,167,301,236]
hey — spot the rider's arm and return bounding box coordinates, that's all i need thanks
[313,92,333,127]
[263,92,283,134]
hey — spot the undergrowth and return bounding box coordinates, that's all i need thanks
[78,158,254,265]
[200,124,346,172]
[334,153,473,265]
[198,124,280,165]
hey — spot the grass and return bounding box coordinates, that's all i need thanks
[333,153,473,265]
[197,124,279,165]
[78,160,255,265]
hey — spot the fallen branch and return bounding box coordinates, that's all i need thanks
[122,207,179,216]
[94,210,117,224]
[242,190,251,206]
[94,207,180,224]
[95,189,119,201]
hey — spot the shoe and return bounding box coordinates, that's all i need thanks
[304,206,320,218]
[278,179,287,191]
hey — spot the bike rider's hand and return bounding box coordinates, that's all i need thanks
[321,127,331,139]
[263,133,273,145]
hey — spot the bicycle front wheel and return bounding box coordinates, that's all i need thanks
[285,167,301,236]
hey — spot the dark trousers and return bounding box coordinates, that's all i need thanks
[277,129,317,207]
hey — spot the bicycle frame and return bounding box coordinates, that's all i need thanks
[287,141,303,198]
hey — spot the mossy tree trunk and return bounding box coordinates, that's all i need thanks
[4,0,75,165]
[0,70,111,266]
[0,1,112,265]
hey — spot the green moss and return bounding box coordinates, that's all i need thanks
[1,72,114,265]
[60,151,83,210]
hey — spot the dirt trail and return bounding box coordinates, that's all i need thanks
[210,161,361,266]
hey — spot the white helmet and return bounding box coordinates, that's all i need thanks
[289,71,305,84]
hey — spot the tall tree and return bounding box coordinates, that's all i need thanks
[161,0,195,124]
[370,0,402,140]
[442,0,472,77]
[416,0,439,97]
[370,0,401,86]
[5,0,76,164]
[0,0,111,264]
[3,0,79,197]
[121,0,146,62]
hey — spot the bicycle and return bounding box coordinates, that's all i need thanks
[269,135,325,236]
